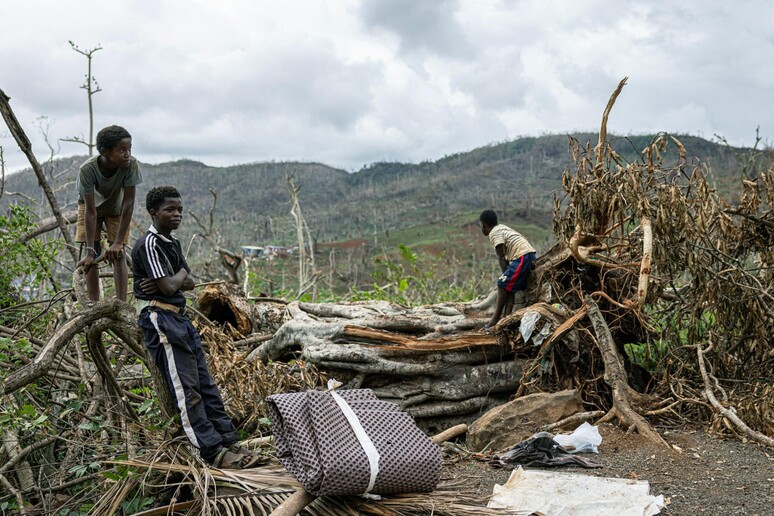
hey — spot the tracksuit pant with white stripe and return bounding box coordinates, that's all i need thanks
[138,307,238,462]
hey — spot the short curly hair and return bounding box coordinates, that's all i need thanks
[96,125,131,152]
[146,186,181,213]
[479,209,498,227]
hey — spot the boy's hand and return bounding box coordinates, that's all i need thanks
[105,242,125,265]
[181,270,196,291]
[140,278,160,295]
[76,254,96,274]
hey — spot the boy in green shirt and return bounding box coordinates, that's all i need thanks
[75,125,142,301]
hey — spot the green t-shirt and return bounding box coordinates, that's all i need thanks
[76,156,143,216]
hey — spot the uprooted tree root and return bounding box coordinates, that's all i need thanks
[532,77,774,441]
[587,296,667,446]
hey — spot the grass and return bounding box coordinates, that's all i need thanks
[378,210,554,252]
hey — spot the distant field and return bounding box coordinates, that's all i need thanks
[377,210,555,254]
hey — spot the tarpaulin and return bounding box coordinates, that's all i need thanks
[489,466,665,515]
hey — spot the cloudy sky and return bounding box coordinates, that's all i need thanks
[1,0,772,173]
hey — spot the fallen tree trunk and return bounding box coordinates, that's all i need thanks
[241,296,526,423]
[15,209,78,243]
[247,299,493,363]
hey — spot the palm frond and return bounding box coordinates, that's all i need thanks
[104,457,509,515]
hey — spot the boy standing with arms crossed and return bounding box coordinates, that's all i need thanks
[75,125,142,301]
[132,186,260,469]
[479,209,537,330]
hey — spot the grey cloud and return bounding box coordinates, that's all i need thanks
[226,50,378,130]
[4,0,774,173]
[450,49,528,110]
[358,0,472,58]
[114,43,378,137]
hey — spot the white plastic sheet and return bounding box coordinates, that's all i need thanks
[519,310,541,342]
[488,467,665,516]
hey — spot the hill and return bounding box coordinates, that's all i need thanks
[0,132,756,258]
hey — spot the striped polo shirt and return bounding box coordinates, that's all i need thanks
[488,224,536,262]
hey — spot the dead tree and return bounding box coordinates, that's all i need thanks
[542,78,774,443]
[189,188,244,284]
[0,145,5,199]
[286,172,317,300]
[0,88,79,263]
[62,41,102,156]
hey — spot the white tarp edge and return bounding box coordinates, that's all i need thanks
[488,466,665,516]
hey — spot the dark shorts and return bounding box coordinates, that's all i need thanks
[497,252,536,293]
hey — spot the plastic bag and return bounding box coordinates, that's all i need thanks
[552,422,602,453]
[531,322,552,347]
[519,311,541,342]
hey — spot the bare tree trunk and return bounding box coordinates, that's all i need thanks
[586,296,668,446]
[636,216,652,306]
[288,174,306,289]
[287,172,317,299]
[0,88,79,264]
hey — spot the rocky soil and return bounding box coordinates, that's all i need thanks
[442,424,774,515]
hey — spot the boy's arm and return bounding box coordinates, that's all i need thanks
[178,246,194,291]
[76,193,98,272]
[140,270,194,295]
[152,269,190,297]
[138,239,188,297]
[106,186,136,262]
[495,244,509,272]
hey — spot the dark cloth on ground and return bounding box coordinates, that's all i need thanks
[490,432,602,469]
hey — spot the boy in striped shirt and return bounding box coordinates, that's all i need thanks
[479,209,536,331]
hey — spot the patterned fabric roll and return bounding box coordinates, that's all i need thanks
[268,389,442,496]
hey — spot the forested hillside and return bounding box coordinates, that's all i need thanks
[1,132,753,256]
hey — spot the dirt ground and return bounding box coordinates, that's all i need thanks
[442,424,774,515]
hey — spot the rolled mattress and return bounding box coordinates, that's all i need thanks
[267,388,441,496]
